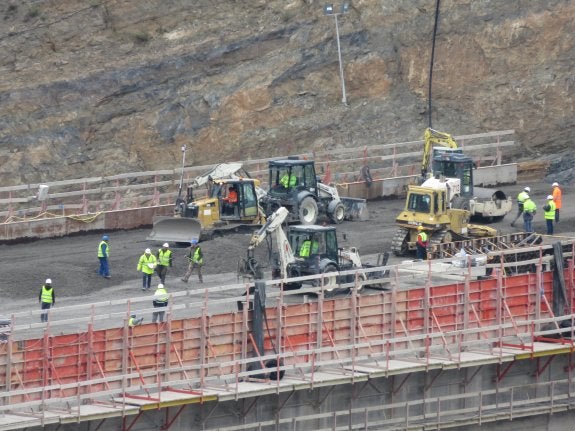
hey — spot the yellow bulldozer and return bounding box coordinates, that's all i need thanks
[391,183,497,256]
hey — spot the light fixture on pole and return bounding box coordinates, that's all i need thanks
[324,3,349,106]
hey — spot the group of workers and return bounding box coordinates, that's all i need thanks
[40,236,205,324]
[511,182,562,234]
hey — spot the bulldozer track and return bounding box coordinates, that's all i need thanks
[391,226,410,256]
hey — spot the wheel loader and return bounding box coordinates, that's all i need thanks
[391,181,498,256]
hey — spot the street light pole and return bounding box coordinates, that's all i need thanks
[324,3,349,106]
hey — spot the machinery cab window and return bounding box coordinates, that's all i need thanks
[407,193,432,214]
[269,162,318,195]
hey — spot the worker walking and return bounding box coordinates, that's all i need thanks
[543,195,556,235]
[156,243,172,283]
[181,239,203,284]
[416,225,428,260]
[510,187,530,227]
[137,248,157,290]
[39,278,55,323]
[552,182,562,223]
[522,196,537,233]
[152,283,169,323]
[97,235,111,279]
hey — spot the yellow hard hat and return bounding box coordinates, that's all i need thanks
[417,225,424,231]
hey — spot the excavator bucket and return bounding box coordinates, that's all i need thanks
[147,216,202,244]
[341,197,369,221]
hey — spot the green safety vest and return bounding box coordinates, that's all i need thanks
[280,174,296,188]
[517,191,529,204]
[154,287,169,304]
[41,286,53,304]
[299,240,319,257]
[523,199,537,214]
[544,200,556,220]
[98,241,109,257]
[129,317,137,327]
[157,249,172,266]
[418,231,428,243]
[190,247,203,265]
[138,254,157,274]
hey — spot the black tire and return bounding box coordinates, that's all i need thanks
[298,197,318,225]
[451,196,470,211]
[328,202,345,224]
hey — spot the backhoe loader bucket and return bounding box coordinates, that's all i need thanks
[147,217,202,244]
[341,197,369,221]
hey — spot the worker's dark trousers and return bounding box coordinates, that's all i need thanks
[40,302,51,323]
[523,213,534,233]
[152,304,167,323]
[98,257,109,277]
[142,273,153,289]
[555,208,560,223]
[416,244,427,260]
[546,219,554,235]
[156,265,168,283]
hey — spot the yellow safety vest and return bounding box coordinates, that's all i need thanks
[98,241,109,257]
[544,200,556,220]
[280,174,296,188]
[517,191,529,204]
[418,232,428,243]
[41,286,53,304]
[154,287,169,304]
[523,199,537,214]
[138,254,157,274]
[157,249,172,266]
[299,240,319,257]
[190,247,203,265]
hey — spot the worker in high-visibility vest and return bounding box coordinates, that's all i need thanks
[416,226,428,260]
[552,182,562,223]
[522,197,537,233]
[543,195,556,235]
[299,239,319,257]
[152,283,169,323]
[181,239,204,284]
[129,313,143,327]
[137,248,157,291]
[97,235,111,279]
[280,172,297,189]
[39,278,55,323]
[511,187,530,227]
[155,243,172,283]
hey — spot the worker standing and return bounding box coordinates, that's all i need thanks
[522,196,537,233]
[181,239,204,284]
[137,248,157,291]
[156,243,172,283]
[416,225,428,260]
[129,313,143,327]
[97,235,111,279]
[543,195,556,235]
[152,283,169,323]
[39,278,55,323]
[552,182,562,223]
[510,187,530,227]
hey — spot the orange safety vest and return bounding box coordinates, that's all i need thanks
[553,186,562,209]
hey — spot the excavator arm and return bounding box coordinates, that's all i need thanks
[242,207,296,279]
[421,128,458,179]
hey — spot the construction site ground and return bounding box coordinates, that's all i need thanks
[0,181,572,318]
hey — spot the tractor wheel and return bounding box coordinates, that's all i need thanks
[298,197,318,225]
[328,202,345,224]
[321,264,338,292]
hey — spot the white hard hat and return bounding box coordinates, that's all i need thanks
[552,182,559,187]
[524,186,531,192]
[145,248,151,253]
[547,195,554,200]
[157,283,164,289]
[162,243,169,248]
[45,278,52,284]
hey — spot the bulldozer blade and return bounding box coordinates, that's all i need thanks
[147,217,202,244]
[341,197,369,221]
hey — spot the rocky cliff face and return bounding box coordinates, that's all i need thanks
[0,0,573,185]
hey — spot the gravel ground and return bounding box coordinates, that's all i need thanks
[0,181,572,317]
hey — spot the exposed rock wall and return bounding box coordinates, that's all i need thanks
[0,0,573,185]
